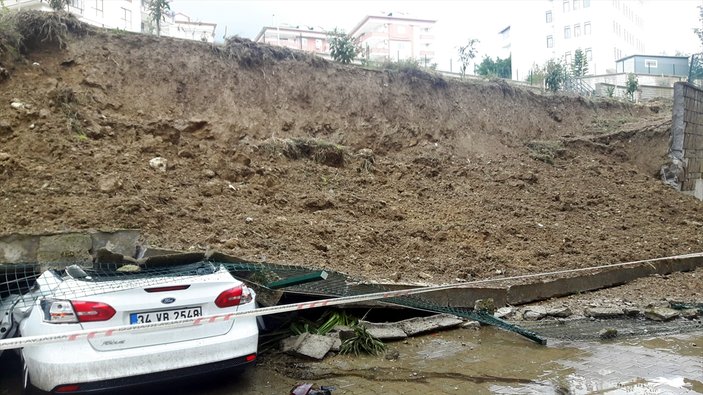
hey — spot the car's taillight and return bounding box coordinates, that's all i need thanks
[41,299,115,323]
[71,301,116,322]
[215,285,252,308]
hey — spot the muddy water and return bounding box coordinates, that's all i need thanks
[1,327,701,394]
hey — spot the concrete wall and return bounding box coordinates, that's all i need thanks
[671,82,703,199]
[0,230,140,270]
[595,82,673,101]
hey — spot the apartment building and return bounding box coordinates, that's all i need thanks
[160,12,217,43]
[508,0,646,80]
[254,25,330,56]
[6,0,142,32]
[348,15,436,64]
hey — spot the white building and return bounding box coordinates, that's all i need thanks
[348,15,436,64]
[6,0,142,32]
[160,12,217,43]
[507,0,646,81]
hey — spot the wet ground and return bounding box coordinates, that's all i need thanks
[1,322,701,395]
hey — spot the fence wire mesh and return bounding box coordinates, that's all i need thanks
[0,258,544,344]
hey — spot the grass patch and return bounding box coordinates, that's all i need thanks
[260,137,347,168]
[526,140,566,165]
[339,325,387,356]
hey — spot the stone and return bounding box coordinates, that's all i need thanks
[149,157,168,172]
[39,108,51,118]
[36,233,93,270]
[584,307,624,319]
[474,298,496,314]
[397,314,463,336]
[0,120,13,136]
[358,321,407,340]
[599,328,618,340]
[547,306,572,318]
[461,320,480,329]
[522,306,547,320]
[418,272,433,280]
[90,230,140,258]
[644,307,680,322]
[494,306,515,319]
[384,349,400,361]
[680,309,701,319]
[200,180,222,197]
[202,169,216,178]
[245,217,254,224]
[0,152,10,161]
[98,174,123,193]
[10,101,24,110]
[281,333,335,360]
[623,307,642,317]
[116,264,141,273]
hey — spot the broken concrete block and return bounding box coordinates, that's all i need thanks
[494,306,515,319]
[680,309,701,319]
[398,314,463,336]
[461,320,480,329]
[644,307,680,322]
[584,307,624,319]
[623,307,641,317]
[359,321,407,340]
[546,306,572,318]
[37,233,92,270]
[281,333,335,360]
[90,229,140,257]
[0,234,39,263]
[522,306,547,320]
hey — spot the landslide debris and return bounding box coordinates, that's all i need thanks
[0,11,700,284]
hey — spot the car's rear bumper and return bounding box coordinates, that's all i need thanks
[49,353,256,394]
[22,316,259,392]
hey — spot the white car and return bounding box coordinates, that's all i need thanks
[17,262,258,394]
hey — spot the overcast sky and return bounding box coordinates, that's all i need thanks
[170,0,702,69]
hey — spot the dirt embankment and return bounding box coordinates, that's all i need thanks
[0,13,701,284]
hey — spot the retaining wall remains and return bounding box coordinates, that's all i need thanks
[671,82,703,199]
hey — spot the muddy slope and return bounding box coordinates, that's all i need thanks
[1,18,700,283]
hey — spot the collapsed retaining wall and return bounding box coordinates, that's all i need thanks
[669,82,703,199]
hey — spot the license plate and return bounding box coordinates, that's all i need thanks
[130,306,202,324]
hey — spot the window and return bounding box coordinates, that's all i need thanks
[547,35,554,48]
[565,51,572,65]
[397,25,406,34]
[120,7,131,29]
[546,11,552,23]
[301,38,308,46]
[574,24,581,37]
[315,39,322,50]
[564,25,571,39]
[584,0,590,7]
[584,22,591,35]
[563,0,570,12]
[94,0,103,18]
[585,48,592,61]
[573,0,580,10]
[69,0,84,12]
[644,59,658,68]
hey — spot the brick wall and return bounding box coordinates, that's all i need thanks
[671,82,703,198]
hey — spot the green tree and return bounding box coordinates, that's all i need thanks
[457,38,479,78]
[48,0,69,11]
[695,5,703,47]
[690,54,703,81]
[525,63,545,86]
[148,0,171,37]
[476,55,511,79]
[544,59,567,92]
[625,73,639,101]
[328,28,359,64]
[571,48,588,77]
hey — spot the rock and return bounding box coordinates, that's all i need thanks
[599,328,618,340]
[623,307,641,317]
[10,101,24,110]
[494,306,515,319]
[149,157,168,172]
[95,248,126,265]
[245,217,254,224]
[474,298,496,314]
[202,169,216,178]
[418,272,433,280]
[358,321,407,340]
[98,174,123,193]
[522,306,547,320]
[680,309,701,319]
[0,152,10,161]
[0,120,13,136]
[116,264,141,273]
[584,307,624,319]
[177,149,194,158]
[547,306,572,318]
[397,314,463,336]
[0,66,9,81]
[644,307,680,322]
[461,320,480,329]
[200,180,222,197]
[384,349,400,361]
[281,333,335,360]
[324,332,343,352]
[233,152,251,166]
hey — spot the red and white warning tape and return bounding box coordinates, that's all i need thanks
[1,252,701,351]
